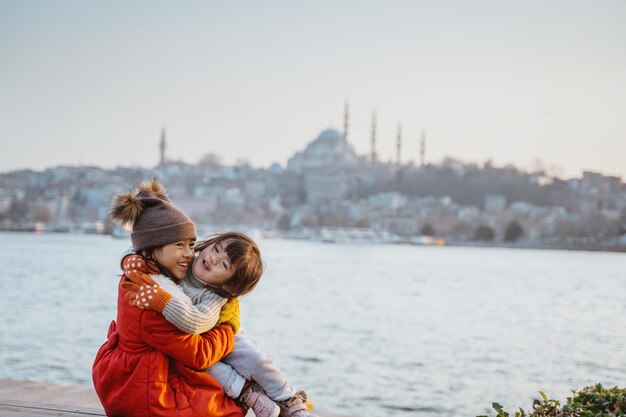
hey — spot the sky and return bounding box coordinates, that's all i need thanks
[1,0,625,178]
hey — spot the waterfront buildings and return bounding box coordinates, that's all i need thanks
[1,127,625,250]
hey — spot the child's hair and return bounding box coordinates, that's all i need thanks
[194,232,264,298]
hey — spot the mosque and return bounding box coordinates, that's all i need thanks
[286,102,426,174]
[288,103,363,174]
[285,103,425,205]
[157,103,426,206]
[287,128,359,174]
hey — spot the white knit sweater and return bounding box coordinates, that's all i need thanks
[151,263,228,335]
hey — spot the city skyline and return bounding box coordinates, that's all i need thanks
[1,1,625,178]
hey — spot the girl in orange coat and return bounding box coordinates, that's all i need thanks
[92,181,244,417]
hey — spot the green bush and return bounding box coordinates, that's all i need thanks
[477,384,626,417]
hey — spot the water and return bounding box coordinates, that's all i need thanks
[0,233,625,417]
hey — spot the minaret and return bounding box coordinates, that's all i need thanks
[343,100,349,143]
[396,122,402,165]
[159,126,166,167]
[420,129,426,168]
[370,111,377,163]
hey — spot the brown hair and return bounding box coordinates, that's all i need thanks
[193,232,264,298]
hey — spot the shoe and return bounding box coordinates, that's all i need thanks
[277,389,318,417]
[239,383,280,417]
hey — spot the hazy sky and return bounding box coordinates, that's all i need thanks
[1,1,625,178]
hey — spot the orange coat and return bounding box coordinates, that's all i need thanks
[92,278,244,417]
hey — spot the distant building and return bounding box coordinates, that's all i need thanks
[485,195,507,214]
[287,128,358,173]
[287,128,358,205]
[509,201,533,215]
[159,127,167,167]
[581,171,624,218]
[368,192,407,211]
[374,214,418,236]
[0,189,12,214]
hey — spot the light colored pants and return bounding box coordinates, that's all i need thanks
[206,329,296,401]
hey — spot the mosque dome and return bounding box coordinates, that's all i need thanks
[311,129,343,147]
[287,128,358,173]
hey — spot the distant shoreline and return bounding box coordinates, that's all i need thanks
[1,229,624,254]
[444,239,626,254]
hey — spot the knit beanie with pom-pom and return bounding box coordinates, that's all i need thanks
[109,179,196,251]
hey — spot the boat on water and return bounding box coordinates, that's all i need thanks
[410,235,445,246]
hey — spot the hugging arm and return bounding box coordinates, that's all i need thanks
[161,292,227,334]
[121,254,238,335]
[140,310,235,370]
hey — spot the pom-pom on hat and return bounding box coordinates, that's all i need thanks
[110,179,196,251]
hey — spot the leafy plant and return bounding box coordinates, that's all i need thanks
[477,384,626,417]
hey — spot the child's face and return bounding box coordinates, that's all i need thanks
[153,239,196,280]
[193,239,235,286]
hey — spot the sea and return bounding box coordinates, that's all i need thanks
[0,232,625,417]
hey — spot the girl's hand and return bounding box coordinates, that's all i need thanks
[218,298,240,334]
[125,270,157,287]
[121,254,159,279]
[121,276,172,313]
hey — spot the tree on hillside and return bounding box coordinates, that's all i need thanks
[420,223,435,236]
[276,213,291,231]
[504,221,524,242]
[474,224,495,241]
[7,197,27,222]
[393,158,563,207]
